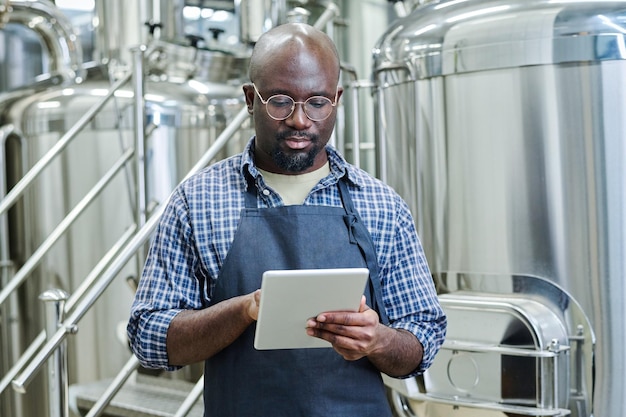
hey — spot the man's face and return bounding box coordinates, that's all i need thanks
[245,50,343,174]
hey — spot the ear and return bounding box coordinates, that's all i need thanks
[336,86,344,102]
[242,84,255,115]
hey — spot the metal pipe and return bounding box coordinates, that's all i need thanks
[132,46,148,228]
[339,63,370,169]
[0,81,127,205]
[83,355,140,417]
[312,1,340,30]
[0,0,84,83]
[11,105,251,394]
[40,289,70,417]
[372,63,413,181]
[0,73,132,217]
[158,0,186,44]
[173,376,204,417]
[0,123,25,417]
[390,0,409,18]
[401,391,570,416]
[440,340,568,358]
[0,332,45,395]
[0,0,9,23]
[0,148,134,307]
[0,225,136,396]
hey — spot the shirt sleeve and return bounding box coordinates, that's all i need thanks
[127,187,205,370]
[381,197,447,377]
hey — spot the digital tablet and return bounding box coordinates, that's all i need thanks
[253,267,370,350]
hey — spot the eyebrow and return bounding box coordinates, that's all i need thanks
[259,86,334,99]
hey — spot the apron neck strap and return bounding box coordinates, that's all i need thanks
[244,174,258,208]
[337,176,356,215]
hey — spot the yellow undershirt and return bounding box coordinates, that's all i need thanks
[258,163,331,205]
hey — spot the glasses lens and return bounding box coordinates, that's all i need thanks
[266,95,294,120]
[266,95,334,121]
[304,97,333,121]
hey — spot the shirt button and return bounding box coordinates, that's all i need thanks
[262,189,271,196]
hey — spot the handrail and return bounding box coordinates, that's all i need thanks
[83,355,140,417]
[312,1,340,30]
[174,376,204,417]
[12,105,250,394]
[394,391,571,416]
[0,72,132,217]
[0,225,137,395]
[0,147,134,307]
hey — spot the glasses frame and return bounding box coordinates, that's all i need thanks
[252,83,339,122]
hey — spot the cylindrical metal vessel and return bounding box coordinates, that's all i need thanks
[1,56,250,417]
[0,0,85,91]
[0,2,251,416]
[373,0,625,416]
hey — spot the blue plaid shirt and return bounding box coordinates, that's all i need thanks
[128,137,446,376]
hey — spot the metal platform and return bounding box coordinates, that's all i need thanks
[70,374,203,417]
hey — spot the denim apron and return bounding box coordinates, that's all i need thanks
[203,176,392,417]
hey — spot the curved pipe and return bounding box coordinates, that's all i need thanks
[313,1,340,30]
[0,0,9,24]
[0,0,84,83]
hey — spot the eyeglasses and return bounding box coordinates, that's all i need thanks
[252,83,338,122]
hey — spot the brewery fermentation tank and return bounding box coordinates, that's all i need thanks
[0,2,251,415]
[373,0,625,416]
[1,47,249,417]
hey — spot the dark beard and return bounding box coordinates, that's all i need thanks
[272,132,321,173]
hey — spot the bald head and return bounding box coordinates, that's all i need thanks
[248,23,340,83]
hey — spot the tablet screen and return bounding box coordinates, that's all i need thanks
[253,267,369,350]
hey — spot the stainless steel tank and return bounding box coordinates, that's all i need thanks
[373,0,625,416]
[0,1,252,416]
[0,0,85,91]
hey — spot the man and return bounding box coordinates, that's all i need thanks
[127,22,446,416]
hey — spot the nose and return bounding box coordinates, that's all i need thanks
[285,102,313,128]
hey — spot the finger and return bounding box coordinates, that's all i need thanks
[307,327,370,359]
[359,295,368,312]
[316,309,376,327]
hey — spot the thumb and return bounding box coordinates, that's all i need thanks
[358,295,369,312]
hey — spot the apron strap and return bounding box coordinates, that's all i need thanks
[244,173,258,208]
[337,179,390,324]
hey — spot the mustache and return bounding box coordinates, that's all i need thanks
[276,131,318,142]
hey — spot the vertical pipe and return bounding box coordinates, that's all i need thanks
[40,289,70,417]
[0,0,9,23]
[132,46,147,229]
[131,46,148,289]
[158,0,185,43]
[350,84,361,168]
[0,124,24,417]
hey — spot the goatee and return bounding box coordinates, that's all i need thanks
[272,132,321,173]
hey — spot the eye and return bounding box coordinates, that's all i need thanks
[306,97,331,108]
[268,95,293,108]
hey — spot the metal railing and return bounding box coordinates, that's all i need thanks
[0,4,354,416]
[0,38,249,415]
[3,101,249,412]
